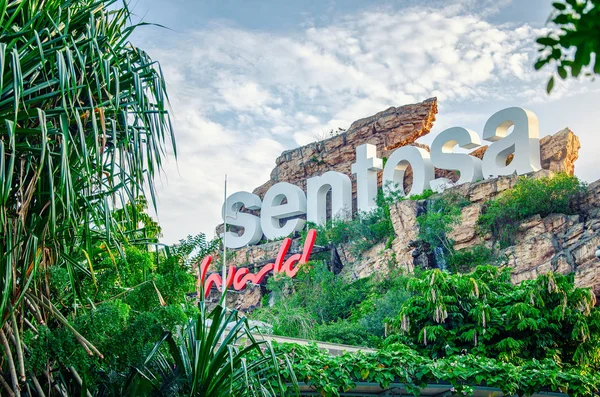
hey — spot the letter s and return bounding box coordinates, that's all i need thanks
[222,191,263,249]
[430,127,483,191]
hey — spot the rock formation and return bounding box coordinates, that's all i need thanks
[383,171,600,298]
[209,98,598,310]
[253,98,438,210]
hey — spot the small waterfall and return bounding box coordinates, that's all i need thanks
[434,246,447,271]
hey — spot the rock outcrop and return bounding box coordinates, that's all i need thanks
[252,98,580,206]
[381,171,600,298]
[208,99,596,310]
[253,98,438,210]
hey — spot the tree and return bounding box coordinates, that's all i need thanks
[113,196,164,244]
[389,266,600,369]
[0,0,174,394]
[535,0,600,93]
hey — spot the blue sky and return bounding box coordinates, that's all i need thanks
[128,0,600,244]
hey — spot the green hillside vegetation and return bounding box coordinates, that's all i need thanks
[252,263,600,396]
[254,174,588,346]
[248,173,600,395]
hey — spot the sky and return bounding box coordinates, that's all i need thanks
[128,0,600,244]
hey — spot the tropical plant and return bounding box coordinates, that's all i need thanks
[0,0,174,394]
[446,244,500,273]
[125,301,299,397]
[113,196,163,244]
[21,232,207,394]
[535,0,600,93]
[416,193,466,256]
[252,261,409,347]
[478,173,585,248]
[389,266,600,369]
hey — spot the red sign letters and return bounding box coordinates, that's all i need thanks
[198,229,317,298]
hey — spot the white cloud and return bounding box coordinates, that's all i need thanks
[135,3,598,244]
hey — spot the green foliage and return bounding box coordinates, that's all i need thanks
[535,0,600,93]
[255,263,382,341]
[21,225,216,394]
[256,261,373,325]
[478,173,585,248]
[252,262,411,348]
[301,210,393,257]
[29,242,201,392]
[168,233,220,268]
[388,266,600,370]
[0,0,175,394]
[256,302,317,339]
[416,193,467,255]
[446,244,501,273]
[356,288,410,338]
[126,302,299,397]
[113,197,163,243]
[274,342,600,397]
[301,186,434,257]
[404,189,435,201]
[313,321,374,346]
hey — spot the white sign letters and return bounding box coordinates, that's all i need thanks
[222,107,542,248]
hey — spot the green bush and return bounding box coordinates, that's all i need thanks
[301,186,434,257]
[253,301,317,339]
[416,193,468,256]
[314,321,375,346]
[30,232,213,392]
[447,244,501,273]
[388,265,600,369]
[252,262,411,347]
[357,288,410,338]
[274,342,600,397]
[478,173,586,248]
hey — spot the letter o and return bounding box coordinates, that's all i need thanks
[382,146,434,196]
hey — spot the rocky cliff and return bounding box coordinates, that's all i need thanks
[208,98,598,311]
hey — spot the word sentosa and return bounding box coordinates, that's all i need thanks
[223,107,541,248]
[199,229,317,297]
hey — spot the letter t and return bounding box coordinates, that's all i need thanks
[351,144,383,213]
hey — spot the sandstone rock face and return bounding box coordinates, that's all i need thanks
[539,128,581,175]
[386,170,600,300]
[253,98,438,210]
[448,203,484,251]
[205,285,263,313]
[210,99,595,311]
[338,241,390,281]
[226,239,302,268]
[389,200,422,271]
[443,170,554,251]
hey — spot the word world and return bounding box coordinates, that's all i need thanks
[199,229,317,297]
[223,107,541,248]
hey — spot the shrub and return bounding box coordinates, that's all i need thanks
[416,193,468,256]
[274,342,600,397]
[447,244,501,273]
[389,266,600,369]
[478,173,586,248]
[314,321,375,346]
[125,302,298,396]
[357,288,410,338]
[253,302,317,339]
[253,262,412,347]
[300,186,434,257]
